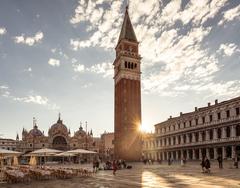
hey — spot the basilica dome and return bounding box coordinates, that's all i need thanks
[29,125,43,137]
[48,116,68,136]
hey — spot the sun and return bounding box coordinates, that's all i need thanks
[139,122,153,133]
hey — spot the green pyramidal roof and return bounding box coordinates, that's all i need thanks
[117,7,138,43]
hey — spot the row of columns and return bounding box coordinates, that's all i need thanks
[147,145,238,161]
[153,125,238,148]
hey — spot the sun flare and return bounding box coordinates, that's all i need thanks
[139,122,153,133]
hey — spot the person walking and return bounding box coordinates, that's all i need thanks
[205,157,211,173]
[113,160,117,175]
[201,157,205,173]
[217,155,223,169]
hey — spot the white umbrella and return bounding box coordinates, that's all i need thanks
[67,149,97,154]
[56,152,76,157]
[0,149,21,156]
[30,148,62,165]
[30,148,62,156]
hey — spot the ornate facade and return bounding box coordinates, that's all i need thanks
[114,7,142,161]
[17,115,100,153]
[143,97,240,161]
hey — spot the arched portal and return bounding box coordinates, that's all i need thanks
[52,136,68,150]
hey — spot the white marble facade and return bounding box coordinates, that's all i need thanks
[143,97,240,161]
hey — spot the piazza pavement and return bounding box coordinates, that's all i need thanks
[1,161,240,188]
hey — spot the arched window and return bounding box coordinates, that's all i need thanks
[202,131,206,141]
[217,128,221,139]
[209,129,213,140]
[128,62,130,68]
[134,63,137,68]
[125,61,127,68]
[236,125,240,136]
[195,133,199,142]
[226,126,230,137]
[131,63,133,69]
[189,134,192,142]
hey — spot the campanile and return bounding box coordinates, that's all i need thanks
[113,6,142,161]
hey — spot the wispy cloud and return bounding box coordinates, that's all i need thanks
[14,31,43,46]
[218,4,240,25]
[70,0,123,50]
[0,27,7,35]
[87,62,113,78]
[218,43,239,56]
[0,84,59,110]
[48,58,60,67]
[69,0,240,99]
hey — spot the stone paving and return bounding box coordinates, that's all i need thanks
[1,161,240,188]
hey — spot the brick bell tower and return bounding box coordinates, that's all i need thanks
[113,6,142,161]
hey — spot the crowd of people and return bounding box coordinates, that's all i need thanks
[92,159,130,175]
[142,155,240,174]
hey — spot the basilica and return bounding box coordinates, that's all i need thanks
[17,115,101,153]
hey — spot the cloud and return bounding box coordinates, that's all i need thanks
[0,27,7,35]
[14,95,60,110]
[218,4,240,25]
[0,84,59,110]
[73,63,85,72]
[87,62,113,78]
[48,58,60,67]
[0,85,10,98]
[14,31,44,46]
[70,0,240,98]
[70,0,123,50]
[218,43,239,56]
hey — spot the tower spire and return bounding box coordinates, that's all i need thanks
[117,3,137,44]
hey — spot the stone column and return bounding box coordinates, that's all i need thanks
[163,152,165,160]
[180,135,184,144]
[171,151,174,159]
[222,146,226,159]
[222,127,226,138]
[206,130,210,141]
[214,147,218,159]
[171,137,174,145]
[231,145,236,159]
[206,148,210,159]
[166,138,169,146]
[192,149,196,160]
[192,133,196,142]
[213,128,217,139]
[199,149,202,160]
[186,150,190,160]
[176,151,179,160]
[181,150,184,159]
[186,134,190,143]
[199,132,202,142]
[231,125,236,137]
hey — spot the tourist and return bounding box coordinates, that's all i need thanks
[217,155,223,169]
[168,158,171,166]
[181,158,184,167]
[113,160,117,175]
[92,160,96,173]
[205,157,211,173]
[234,155,239,169]
[201,157,205,173]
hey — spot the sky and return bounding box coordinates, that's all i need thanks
[0,0,240,139]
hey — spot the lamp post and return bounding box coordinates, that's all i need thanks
[85,121,88,150]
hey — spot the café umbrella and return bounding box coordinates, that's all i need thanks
[29,148,62,165]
